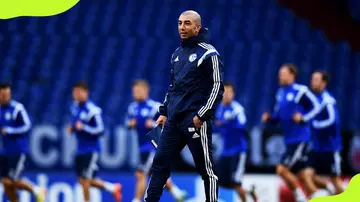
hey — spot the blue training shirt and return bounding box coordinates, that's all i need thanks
[270,83,320,145]
[70,100,104,154]
[215,101,247,156]
[311,90,342,152]
[126,99,160,152]
[0,100,31,156]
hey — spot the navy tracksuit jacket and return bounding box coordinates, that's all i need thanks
[145,28,224,202]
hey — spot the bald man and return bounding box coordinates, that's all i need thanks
[145,10,224,202]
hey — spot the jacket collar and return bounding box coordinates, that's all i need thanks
[181,27,210,48]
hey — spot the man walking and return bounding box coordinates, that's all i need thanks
[145,10,224,202]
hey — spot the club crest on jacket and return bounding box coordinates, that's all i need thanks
[189,53,197,62]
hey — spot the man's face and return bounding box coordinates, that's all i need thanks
[132,84,149,102]
[72,87,88,103]
[178,14,201,39]
[222,86,234,105]
[278,66,293,86]
[0,88,11,104]
[311,72,326,93]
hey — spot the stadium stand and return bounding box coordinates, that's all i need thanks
[0,0,359,128]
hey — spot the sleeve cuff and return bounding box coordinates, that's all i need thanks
[299,119,306,124]
[196,114,206,122]
[4,127,12,134]
[159,105,167,116]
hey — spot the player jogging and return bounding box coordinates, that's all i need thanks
[261,64,322,201]
[145,10,224,202]
[126,80,187,202]
[67,81,122,202]
[0,82,46,202]
[309,71,344,196]
[215,82,257,202]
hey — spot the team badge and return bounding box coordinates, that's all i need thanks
[286,93,294,101]
[80,112,87,120]
[189,53,197,62]
[224,110,232,120]
[5,112,11,120]
[141,108,149,117]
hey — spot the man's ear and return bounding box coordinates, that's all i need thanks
[196,24,202,33]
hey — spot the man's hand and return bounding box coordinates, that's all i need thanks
[193,116,203,129]
[156,115,167,126]
[128,119,137,128]
[75,120,83,131]
[1,128,6,136]
[67,125,74,134]
[293,112,303,123]
[145,119,155,129]
[261,112,271,123]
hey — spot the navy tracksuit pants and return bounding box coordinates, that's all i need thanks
[145,114,219,202]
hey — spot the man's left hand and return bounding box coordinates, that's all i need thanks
[75,120,83,131]
[293,112,303,123]
[193,116,203,129]
[1,128,6,136]
[145,119,155,129]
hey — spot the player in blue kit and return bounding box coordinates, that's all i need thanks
[309,71,344,195]
[215,82,257,202]
[67,81,122,202]
[262,64,322,202]
[126,80,187,202]
[0,83,46,202]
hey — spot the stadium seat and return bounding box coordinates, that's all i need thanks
[0,0,358,128]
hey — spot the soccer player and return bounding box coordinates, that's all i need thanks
[309,71,344,195]
[0,83,46,202]
[145,10,224,202]
[215,82,257,202]
[261,64,321,202]
[67,81,122,202]
[126,80,187,202]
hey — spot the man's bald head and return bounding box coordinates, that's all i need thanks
[178,10,202,39]
[180,10,201,26]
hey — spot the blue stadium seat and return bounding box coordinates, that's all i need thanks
[0,0,358,128]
